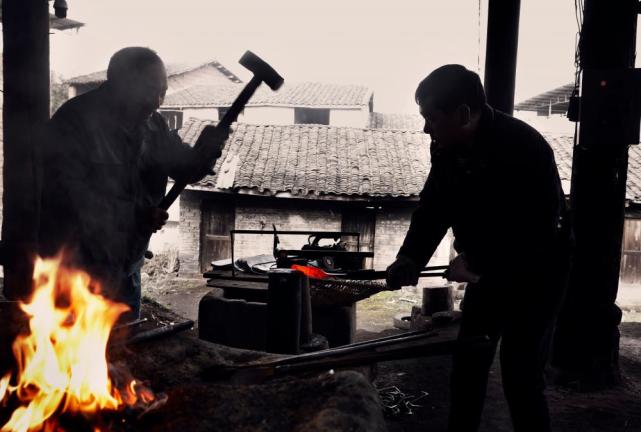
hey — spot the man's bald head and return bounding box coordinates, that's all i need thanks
[107,47,164,85]
[106,47,168,123]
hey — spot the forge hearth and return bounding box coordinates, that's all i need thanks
[200,269,357,352]
[1,298,385,432]
[110,300,385,432]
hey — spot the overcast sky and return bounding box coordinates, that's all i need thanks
[50,0,581,114]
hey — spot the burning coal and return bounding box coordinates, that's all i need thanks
[0,257,156,432]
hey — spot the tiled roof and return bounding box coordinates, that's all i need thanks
[178,119,641,203]
[515,82,575,114]
[628,146,641,203]
[164,85,241,108]
[163,82,373,109]
[179,118,430,198]
[67,60,242,85]
[542,133,574,194]
[542,133,641,203]
[369,112,423,130]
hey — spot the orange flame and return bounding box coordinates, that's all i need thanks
[291,264,329,280]
[0,256,155,431]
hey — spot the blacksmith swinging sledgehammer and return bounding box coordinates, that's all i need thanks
[159,51,284,210]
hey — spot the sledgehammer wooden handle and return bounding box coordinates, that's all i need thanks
[159,51,284,210]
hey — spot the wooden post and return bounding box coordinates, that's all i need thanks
[2,0,50,299]
[552,0,639,388]
[484,0,521,115]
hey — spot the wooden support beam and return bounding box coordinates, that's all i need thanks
[552,0,639,388]
[484,0,521,115]
[2,0,50,299]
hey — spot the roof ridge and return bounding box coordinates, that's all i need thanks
[66,59,241,85]
[168,60,242,83]
[163,81,374,108]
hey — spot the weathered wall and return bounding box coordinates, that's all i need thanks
[178,190,205,276]
[330,108,369,128]
[148,185,181,254]
[183,108,219,122]
[179,192,454,281]
[233,201,342,260]
[177,106,370,128]
[374,206,453,288]
[621,217,641,284]
[239,106,295,125]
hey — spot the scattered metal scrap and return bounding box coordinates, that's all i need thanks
[377,385,430,419]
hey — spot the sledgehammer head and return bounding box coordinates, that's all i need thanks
[239,51,284,91]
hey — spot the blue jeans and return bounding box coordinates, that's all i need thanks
[121,268,142,320]
[116,256,144,322]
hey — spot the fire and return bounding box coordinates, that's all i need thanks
[291,264,329,280]
[0,257,155,432]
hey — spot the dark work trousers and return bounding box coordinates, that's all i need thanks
[447,268,567,432]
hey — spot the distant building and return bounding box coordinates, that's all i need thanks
[146,74,641,285]
[513,82,576,134]
[66,59,242,128]
[161,82,374,129]
[514,82,574,116]
[174,118,449,276]
[368,112,423,131]
[165,117,641,286]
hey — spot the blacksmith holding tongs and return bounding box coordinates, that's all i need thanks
[386,65,571,432]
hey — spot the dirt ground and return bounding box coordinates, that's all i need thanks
[357,289,641,432]
[142,255,641,432]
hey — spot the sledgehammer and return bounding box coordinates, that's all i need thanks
[159,51,284,210]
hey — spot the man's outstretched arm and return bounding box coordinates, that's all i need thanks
[158,119,229,185]
[387,162,451,289]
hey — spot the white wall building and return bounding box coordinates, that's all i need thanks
[160,82,374,129]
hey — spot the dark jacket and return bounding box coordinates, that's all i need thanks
[398,105,568,282]
[39,85,196,277]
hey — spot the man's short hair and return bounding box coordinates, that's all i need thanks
[415,65,486,113]
[107,47,164,84]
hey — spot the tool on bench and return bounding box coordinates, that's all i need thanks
[272,225,373,271]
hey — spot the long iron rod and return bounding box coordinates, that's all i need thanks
[208,335,490,382]
[274,338,465,375]
[123,320,194,345]
[272,331,438,367]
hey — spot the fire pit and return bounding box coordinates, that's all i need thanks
[0,258,387,432]
[0,257,159,431]
[88,301,387,432]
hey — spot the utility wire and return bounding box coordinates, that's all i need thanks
[477,0,482,74]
